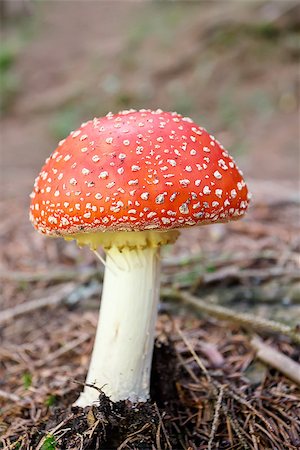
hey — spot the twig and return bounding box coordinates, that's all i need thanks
[0,389,21,403]
[198,342,224,368]
[249,421,259,450]
[117,423,150,450]
[251,337,300,385]
[175,325,211,383]
[0,283,75,325]
[218,381,274,433]
[208,385,224,450]
[34,334,90,368]
[84,419,100,439]
[164,290,300,344]
[0,268,99,283]
[222,407,250,450]
[202,266,300,285]
[154,404,172,450]
[36,415,74,450]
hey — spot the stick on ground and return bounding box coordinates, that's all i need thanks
[251,336,300,385]
[164,290,300,344]
[0,283,75,325]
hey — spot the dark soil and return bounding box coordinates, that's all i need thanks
[36,400,163,450]
[30,341,180,450]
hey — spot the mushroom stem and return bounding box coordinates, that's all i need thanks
[74,245,161,406]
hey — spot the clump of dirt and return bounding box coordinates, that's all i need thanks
[35,399,163,449]
[29,341,182,450]
[150,339,179,407]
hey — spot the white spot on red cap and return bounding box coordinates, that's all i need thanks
[156,193,166,204]
[180,179,190,187]
[179,203,189,214]
[214,170,222,179]
[167,159,176,167]
[131,165,141,172]
[170,192,178,202]
[128,179,138,186]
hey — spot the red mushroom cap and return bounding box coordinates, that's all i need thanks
[29,109,250,236]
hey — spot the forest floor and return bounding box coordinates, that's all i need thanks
[1,1,299,449]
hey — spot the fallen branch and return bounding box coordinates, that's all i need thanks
[0,267,99,283]
[162,289,300,344]
[208,385,224,450]
[0,389,21,403]
[0,283,75,325]
[202,266,300,284]
[251,337,300,385]
[34,334,91,368]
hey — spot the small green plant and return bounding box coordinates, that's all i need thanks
[50,107,81,141]
[206,264,216,273]
[0,12,37,114]
[22,372,32,390]
[45,394,57,407]
[41,435,57,450]
[0,43,18,72]
[0,43,21,114]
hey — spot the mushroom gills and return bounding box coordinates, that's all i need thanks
[64,229,179,250]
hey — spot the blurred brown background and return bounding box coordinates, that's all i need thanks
[1,4,300,445]
[1,0,299,202]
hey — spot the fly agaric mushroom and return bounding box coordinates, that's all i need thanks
[29,109,250,407]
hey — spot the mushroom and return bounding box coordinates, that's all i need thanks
[29,109,250,407]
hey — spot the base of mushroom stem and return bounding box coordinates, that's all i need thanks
[74,235,177,407]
